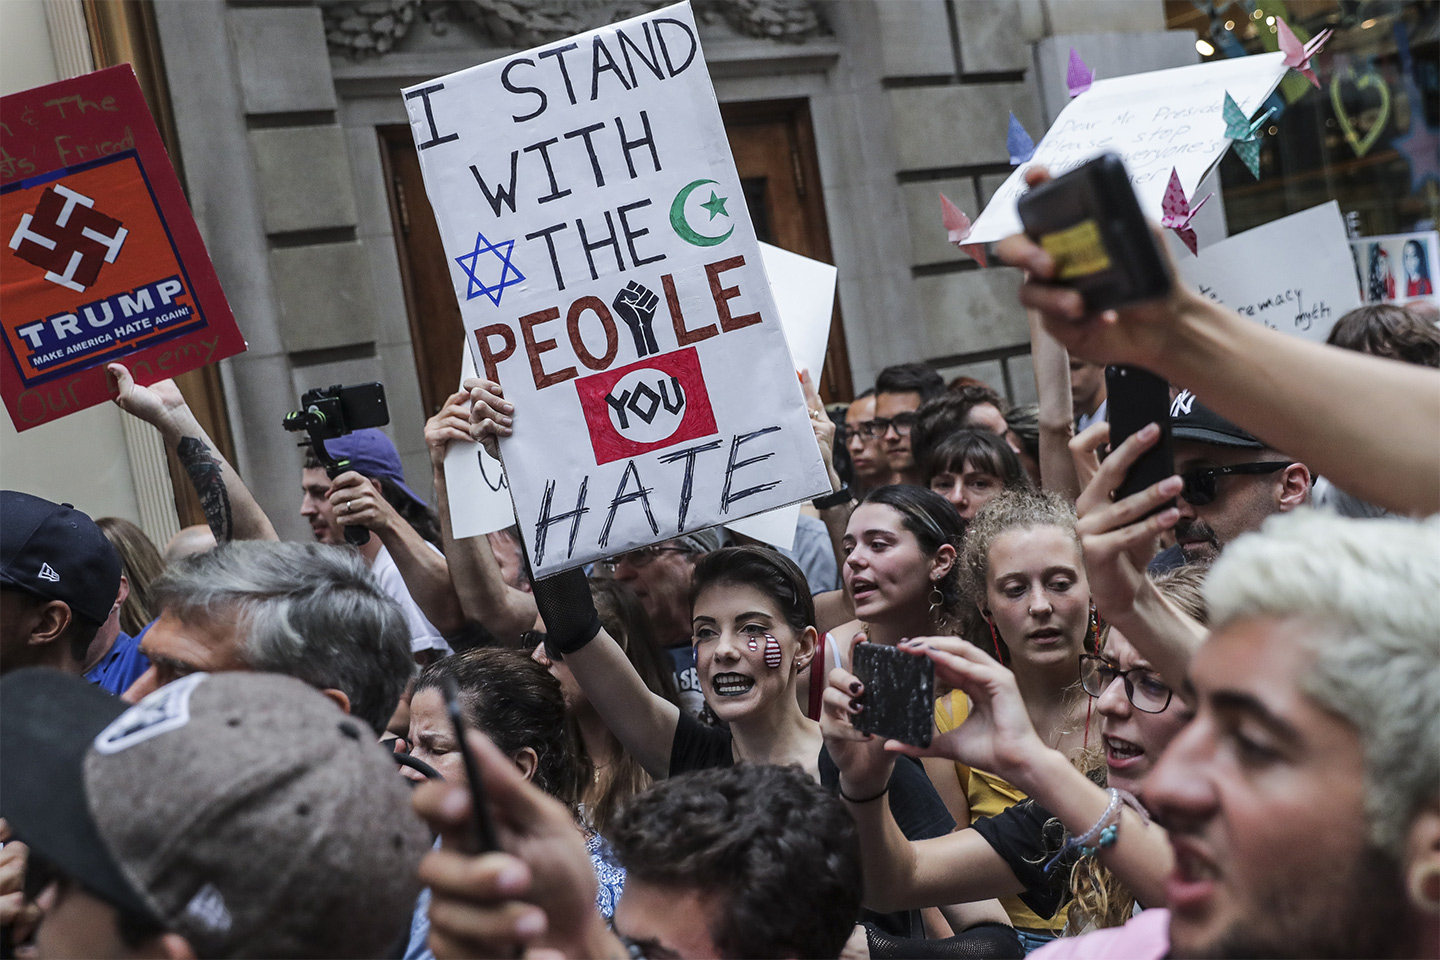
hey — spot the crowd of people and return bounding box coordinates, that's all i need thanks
[1,171,1438,960]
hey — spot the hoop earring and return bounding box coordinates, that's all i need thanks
[1410,864,1440,915]
[928,583,949,630]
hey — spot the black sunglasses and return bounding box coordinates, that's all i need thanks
[1179,461,1290,506]
[856,413,918,439]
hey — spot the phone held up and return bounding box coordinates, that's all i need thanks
[1105,365,1175,512]
[1016,153,1172,313]
[852,643,934,749]
[441,674,500,855]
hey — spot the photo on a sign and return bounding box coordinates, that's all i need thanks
[1350,231,1439,308]
[405,1,830,576]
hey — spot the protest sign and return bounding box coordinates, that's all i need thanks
[966,53,1290,244]
[1176,202,1359,343]
[1351,230,1439,307]
[405,2,831,576]
[1,65,245,432]
[442,240,839,549]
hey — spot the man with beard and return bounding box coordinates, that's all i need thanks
[1032,511,1440,960]
[1150,390,1309,571]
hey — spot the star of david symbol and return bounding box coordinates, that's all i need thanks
[455,232,524,307]
[699,191,729,220]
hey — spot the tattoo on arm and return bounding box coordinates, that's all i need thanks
[177,436,233,542]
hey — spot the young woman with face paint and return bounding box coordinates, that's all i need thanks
[819,569,1204,948]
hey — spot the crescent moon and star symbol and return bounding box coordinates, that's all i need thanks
[669,178,735,247]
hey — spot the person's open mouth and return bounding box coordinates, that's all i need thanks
[712,673,755,697]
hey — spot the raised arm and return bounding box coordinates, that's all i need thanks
[998,166,1440,516]
[425,391,537,644]
[1027,309,1082,499]
[107,362,277,542]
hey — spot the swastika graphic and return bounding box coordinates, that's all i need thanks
[8,184,128,293]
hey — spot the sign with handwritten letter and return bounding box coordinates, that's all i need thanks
[1176,202,1360,343]
[967,53,1290,244]
[0,65,245,432]
[405,2,830,576]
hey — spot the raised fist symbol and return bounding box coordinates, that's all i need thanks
[613,281,660,358]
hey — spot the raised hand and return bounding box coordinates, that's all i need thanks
[328,471,396,534]
[612,281,660,358]
[462,377,513,461]
[800,368,842,492]
[107,362,188,429]
[819,640,899,799]
[426,390,475,470]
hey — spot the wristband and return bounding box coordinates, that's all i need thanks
[838,781,889,804]
[531,567,603,659]
[812,486,853,510]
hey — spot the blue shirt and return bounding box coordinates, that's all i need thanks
[86,621,151,696]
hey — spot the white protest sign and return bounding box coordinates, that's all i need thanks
[1176,201,1360,343]
[967,53,1289,244]
[443,349,519,539]
[724,242,837,550]
[404,2,831,576]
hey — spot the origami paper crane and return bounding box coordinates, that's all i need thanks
[1160,167,1212,256]
[940,192,987,267]
[1007,112,1035,165]
[1222,91,1275,179]
[1276,17,1333,89]
[1067,48,1093,98]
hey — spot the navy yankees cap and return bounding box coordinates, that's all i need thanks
[1168,390,1264,449]
[0,490,121,624]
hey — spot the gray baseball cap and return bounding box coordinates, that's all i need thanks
[0,668,430,958]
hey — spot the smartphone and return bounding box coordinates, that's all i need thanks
[441,674,500,854]
[852,643,934,748]
[1105,365,1175,510]
[1016,154,1172,313]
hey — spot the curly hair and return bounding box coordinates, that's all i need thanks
[859,485,966,621]
[1326,303,1440,368]
[610,764,862,959]
[416,648,585,808]
[960,489,1079,605]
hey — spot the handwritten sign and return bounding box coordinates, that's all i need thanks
[1350,231,1439,307]
[0,65,245,431]
[1176,202,1359,343]
[967,53,1289,244]
[406,2,830,575]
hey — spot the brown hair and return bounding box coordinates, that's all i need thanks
[1326,304,1440,367]
[96,517,165,635]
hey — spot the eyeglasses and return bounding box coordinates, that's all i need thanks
[1078,655,1173,713]
[854,413,917,439]
[611,544,693,569]
[1179,461,1290,506]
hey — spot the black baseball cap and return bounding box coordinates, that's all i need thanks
[1168,390,1264,449]
[0,490,121,624]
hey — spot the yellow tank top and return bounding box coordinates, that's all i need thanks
[934,691,1068,934]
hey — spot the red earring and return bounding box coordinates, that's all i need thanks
[985,615,1005,663]
[764,634,783,669]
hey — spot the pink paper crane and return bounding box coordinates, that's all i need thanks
[940,192,987,267]
[1160,168,1212,256]
[1276,17,1333,89]
[1067,48,1094,98]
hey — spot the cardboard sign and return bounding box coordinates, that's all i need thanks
[442,240,839,551]
[1,65,245,431]
[1351,231,1439,308]
[1177,202,1360,343]
[405,2,830,575]
[967,53,1290,244]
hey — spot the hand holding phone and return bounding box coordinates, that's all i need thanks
[441,674,500,855]
[1105,365,1175,512]
[852,643,934,748]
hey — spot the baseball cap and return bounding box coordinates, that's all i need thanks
[325,428,428,511]
[1168,390,1264,449]
[0,668,430,958]
[0,490,121,624]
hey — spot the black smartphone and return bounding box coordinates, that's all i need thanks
[1017,154,1172,313]
[441,674,500,854]
[332,382,389,431]
[852,643,934,748]
[1105,365,1175,510]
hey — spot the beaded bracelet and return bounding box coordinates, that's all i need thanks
[1043,788,1149,873]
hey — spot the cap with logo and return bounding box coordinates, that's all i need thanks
[0,668,430,958]
[1168,390,1264,449]
[0,490,121,624]
[324,429,428,512]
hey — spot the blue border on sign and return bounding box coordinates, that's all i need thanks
[3,150,210,388]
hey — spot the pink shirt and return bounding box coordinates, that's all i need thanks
[1029,909,1170,960]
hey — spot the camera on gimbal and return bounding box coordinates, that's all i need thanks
[283,382,389,546]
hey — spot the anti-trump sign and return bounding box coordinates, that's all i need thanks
[405,2,830,576]
[1,65,245,431]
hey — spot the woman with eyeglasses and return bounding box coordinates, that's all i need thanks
[819,566,1206,949]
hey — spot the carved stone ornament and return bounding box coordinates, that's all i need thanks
[320,0,829,58]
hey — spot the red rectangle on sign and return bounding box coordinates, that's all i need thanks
[574,347,719,465]
[0,65,245,432]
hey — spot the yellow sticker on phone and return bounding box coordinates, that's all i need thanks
[1040,219,1111,280]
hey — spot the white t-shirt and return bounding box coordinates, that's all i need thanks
[371,543,452,656]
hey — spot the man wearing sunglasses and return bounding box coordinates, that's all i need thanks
[872,363,946,485]
[1152,391,1310,569]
